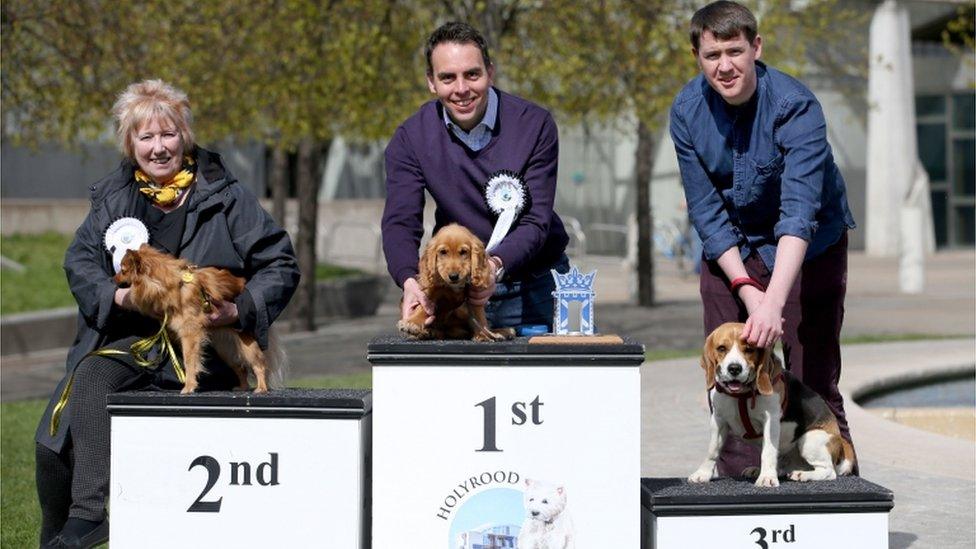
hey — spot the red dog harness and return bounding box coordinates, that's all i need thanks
[709,372,788,440]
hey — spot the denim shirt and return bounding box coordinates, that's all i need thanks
[670,62,855,270]
[442,87,498,151]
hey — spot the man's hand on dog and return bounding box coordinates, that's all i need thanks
[206,299,239,327]
[467,256,500,307]
[402,277,435,326]
[740,287,784,349]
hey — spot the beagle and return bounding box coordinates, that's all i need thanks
[688,322,856,487]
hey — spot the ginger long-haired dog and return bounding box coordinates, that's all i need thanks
[397,224,514,341]
[114,244,281,394]
[688,322,855,487]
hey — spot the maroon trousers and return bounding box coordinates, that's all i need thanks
[700,233,853,477]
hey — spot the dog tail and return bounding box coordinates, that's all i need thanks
[196,267,246,302]
[265,326,288,389]
[834,438,856,476]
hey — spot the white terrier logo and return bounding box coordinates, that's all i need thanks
[517,478,575,548]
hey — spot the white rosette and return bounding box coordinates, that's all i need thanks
[104,217,150,273]
[484,171,527,253]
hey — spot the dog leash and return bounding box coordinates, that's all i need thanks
[49,312,185,436]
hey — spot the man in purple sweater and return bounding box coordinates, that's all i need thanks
[382,22,569,332]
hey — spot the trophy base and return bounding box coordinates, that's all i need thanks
[529,334,624,344]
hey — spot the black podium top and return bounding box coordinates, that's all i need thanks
[641,477,894,516]
[367,335,645,366]
[107,388,371,419]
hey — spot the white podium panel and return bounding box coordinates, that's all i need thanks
[369,337,644,548]
[641,477,894,549]
[108,389,371,549]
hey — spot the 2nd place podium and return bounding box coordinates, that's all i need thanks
[108,389,372,548]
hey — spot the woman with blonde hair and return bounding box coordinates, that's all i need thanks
[34,79,299,548]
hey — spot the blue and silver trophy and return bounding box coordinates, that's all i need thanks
[551,265,597,335]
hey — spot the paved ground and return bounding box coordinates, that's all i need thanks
[3,250,974,547]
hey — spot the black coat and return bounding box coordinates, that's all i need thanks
[35,148,300,452]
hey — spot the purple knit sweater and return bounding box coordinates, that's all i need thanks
[381,89,569,287]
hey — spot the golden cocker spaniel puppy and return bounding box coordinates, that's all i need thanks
[397,224,515,341]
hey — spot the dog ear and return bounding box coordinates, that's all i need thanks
[418,240,437,289]
[755,347,781,396]
[470,237,489,288]
[700,331,717,390]
[122,248,141,274]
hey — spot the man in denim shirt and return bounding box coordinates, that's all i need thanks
[671,1,857,476]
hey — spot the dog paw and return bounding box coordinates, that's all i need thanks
[754,473,780,488]
[741,466,761,479]
[789,469,835,482]
[472,327,514,342]
[495,327,516,340]
[180,386,196,395]
[397,320,428,339]
[687,469,713,483]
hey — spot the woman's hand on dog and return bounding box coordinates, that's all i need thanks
[402,277,435,326]
[206,299,240,328]
[113,288,135,311]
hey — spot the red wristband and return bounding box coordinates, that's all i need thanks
[730,276,765,294]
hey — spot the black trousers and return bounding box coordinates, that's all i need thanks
[34,337,237,544]
[36,345,156,544]
[700,233,852,477]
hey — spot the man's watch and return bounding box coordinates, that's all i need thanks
[489,256,505,281]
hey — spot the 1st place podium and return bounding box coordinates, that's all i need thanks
[368,336,644,548]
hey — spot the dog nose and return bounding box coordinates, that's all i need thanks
[531,510,540,517]
[449,273,460,282]
[727,362,743,377]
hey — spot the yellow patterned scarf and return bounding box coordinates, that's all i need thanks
[136,155,196,206]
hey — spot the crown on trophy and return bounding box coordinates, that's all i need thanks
[552,266,596,293]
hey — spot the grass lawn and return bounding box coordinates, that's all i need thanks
[0,232,74,315]
[0,373,370,548]
[0,232,363,316]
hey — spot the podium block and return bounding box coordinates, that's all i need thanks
[641,477,893,549]
[368,336,644,548]
[108,389,371,549]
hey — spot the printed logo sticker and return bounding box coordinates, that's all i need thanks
[449,478,575,548]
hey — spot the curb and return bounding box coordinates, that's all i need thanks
[0,275,387,356]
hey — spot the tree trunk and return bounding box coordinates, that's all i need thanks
[635,120,656,307]
[270,144,289,226]
[294,138,327,332]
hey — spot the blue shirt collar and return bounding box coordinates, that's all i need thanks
[442,87,498,134]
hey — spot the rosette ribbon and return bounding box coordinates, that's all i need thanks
[104,217,150,273]
[483,170,528,253]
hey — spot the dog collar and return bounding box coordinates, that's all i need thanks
[179,266,215,313]
[709,372,787,440]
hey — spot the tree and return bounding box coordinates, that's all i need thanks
[2,0,866,321]
[2,0,426,330]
